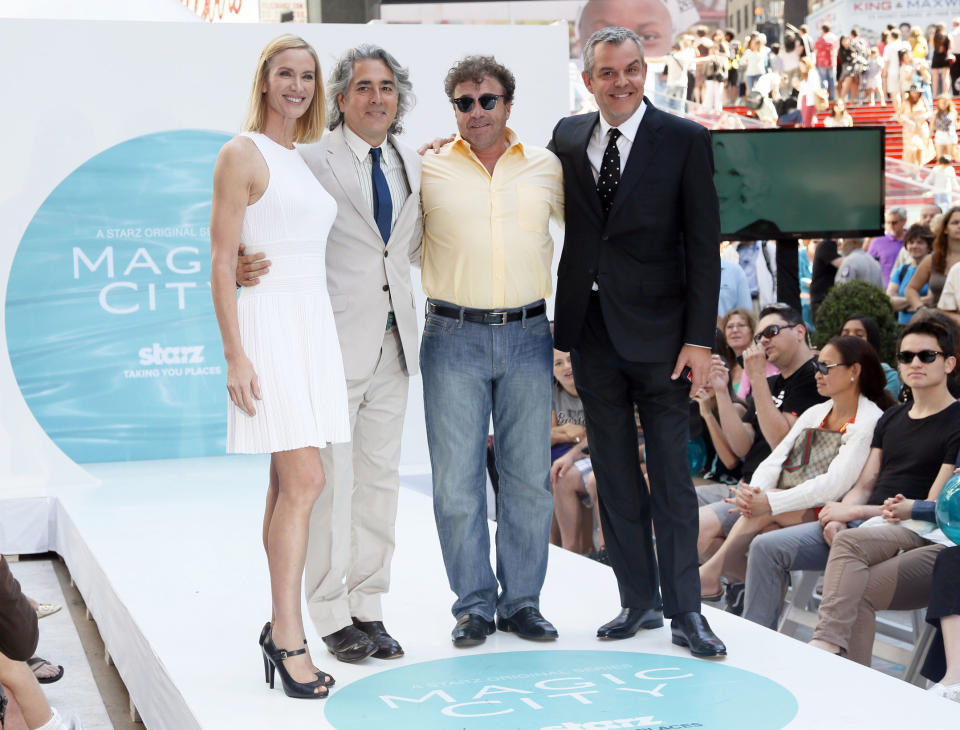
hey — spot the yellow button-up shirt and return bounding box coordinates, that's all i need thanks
[421,128,564,309]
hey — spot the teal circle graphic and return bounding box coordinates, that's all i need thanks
[324,650,798,729]
[5,130,232,462]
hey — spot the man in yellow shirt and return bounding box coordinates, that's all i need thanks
[420,55,564,648]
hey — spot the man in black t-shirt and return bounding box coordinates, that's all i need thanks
[710,304,825,487]
[742,319,960,629]
[699,304,825,609]
[809,238,841,319]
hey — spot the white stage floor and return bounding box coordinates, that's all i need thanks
[26,456,959,729]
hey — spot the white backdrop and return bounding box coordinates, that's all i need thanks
[0,19,569,496]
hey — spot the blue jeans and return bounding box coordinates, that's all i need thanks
[817,66,836,101]
[420,300,554,621]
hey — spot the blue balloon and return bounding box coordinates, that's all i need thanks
[936,472,960,546]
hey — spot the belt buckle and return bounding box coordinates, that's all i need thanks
[486,311,508,326]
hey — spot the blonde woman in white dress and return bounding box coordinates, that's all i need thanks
[210,35,350,700]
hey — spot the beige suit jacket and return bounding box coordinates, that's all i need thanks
[300,124,423,379]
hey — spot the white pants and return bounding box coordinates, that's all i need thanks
[704,80,725,112]
[304,326,410,636]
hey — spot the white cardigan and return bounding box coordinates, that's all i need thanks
[750,395,884,515]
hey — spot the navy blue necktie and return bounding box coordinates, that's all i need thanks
[370,147,392,244]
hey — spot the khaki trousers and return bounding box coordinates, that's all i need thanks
[304,327,409,637]
[813,524,944,665]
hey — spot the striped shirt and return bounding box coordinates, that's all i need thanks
[341,122,410,232]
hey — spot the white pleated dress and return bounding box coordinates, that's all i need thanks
[226,132,350,454]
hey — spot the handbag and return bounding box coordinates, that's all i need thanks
[775,427,843,489]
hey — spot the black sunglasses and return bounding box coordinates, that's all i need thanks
[451,93,504,113]
[896,349,945,364]
[753,323,798,344]
[813,360,846,375]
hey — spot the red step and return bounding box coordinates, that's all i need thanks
[723,99,960,174]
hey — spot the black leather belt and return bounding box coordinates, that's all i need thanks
[427,301,545,326]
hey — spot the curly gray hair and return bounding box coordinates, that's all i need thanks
[582,26,645,77]
[326,44,415,134]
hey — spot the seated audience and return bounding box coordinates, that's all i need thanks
[923,545,960,702]
[840,314,901,399]
[0,556,80,730]
[698,336,892,601]
[695,328,749,488]
[549,348,601,556]
[741,319,960,629]
[936,257,960,326]
[718,308,778,398]
[808,490,949,663]
[835,238,883,288]
[711,304,826,485]
[887,223,934,324]
[907,205,960,312]
[696,305,825,593]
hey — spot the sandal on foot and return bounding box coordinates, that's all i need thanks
[27,656,64,684]
[35,603,62,620]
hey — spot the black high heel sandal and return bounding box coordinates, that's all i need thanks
[262,630,330,699]
[259,622,334,686]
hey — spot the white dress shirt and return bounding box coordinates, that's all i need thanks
[342,123,410,231]
[586,101,647,183]
[585,102,708,350]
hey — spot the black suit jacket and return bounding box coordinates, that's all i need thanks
[549,100,720,362]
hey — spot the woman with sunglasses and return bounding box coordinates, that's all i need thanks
[698,336,894,602]
[805,320,960,661]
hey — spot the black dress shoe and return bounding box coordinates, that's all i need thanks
[452,614,496,648]
[496,607,558,641]
[353,618,404,659]
[322,625,377,663]
[670,612,727,657]
[596,607,664,639]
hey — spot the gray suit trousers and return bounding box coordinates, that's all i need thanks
[304,326,408,636]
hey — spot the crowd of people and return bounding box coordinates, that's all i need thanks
[5,9,960,723]
[660,18,960,176]
[561,202,960,703]
[545,201,960,703]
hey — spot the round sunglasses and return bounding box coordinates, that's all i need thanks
[451,93,504,113]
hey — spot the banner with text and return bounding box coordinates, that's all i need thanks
[6,130,230,462]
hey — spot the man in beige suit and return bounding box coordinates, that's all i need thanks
[238,44,421,663]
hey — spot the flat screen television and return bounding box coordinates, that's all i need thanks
[710,127,885,240]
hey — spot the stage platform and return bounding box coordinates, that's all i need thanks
[16,456,959,729]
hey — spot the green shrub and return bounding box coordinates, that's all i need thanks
[812,280,900,363]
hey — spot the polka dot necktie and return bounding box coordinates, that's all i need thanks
[597,127,621,217]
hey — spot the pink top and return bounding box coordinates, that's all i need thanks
[736,361,780,399]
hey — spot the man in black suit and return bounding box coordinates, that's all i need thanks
[549,26,726,657]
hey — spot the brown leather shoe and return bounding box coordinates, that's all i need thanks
[322,625,377,663]
[352,618,404,659]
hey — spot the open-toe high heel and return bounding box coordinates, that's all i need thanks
[262,630,329,699]
[304,640,335,687]
[259,622,334,686]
